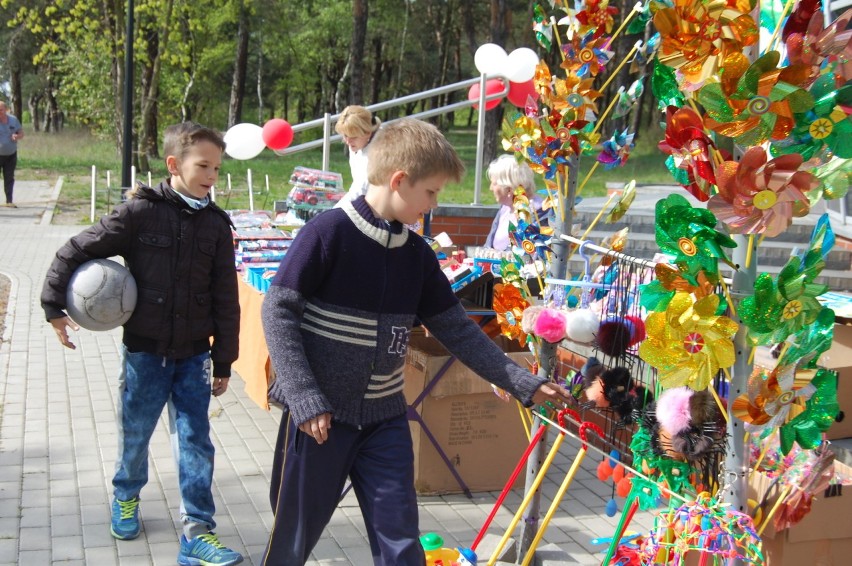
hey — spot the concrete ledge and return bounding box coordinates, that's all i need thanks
[40,175,64,226]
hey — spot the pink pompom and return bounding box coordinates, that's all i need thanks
[533,308,567,343]
[656,387,695,435]
[521,305,545,334]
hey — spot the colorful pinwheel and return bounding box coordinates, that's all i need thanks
[771,74,852,161]
[638,292,738,391]
[707,147,816,238]
[561,31,614,78]
[493,283,530,346]
[510,219,552,262]
[613,78,644,119]
[556,74,603,122]
[654,193,737,285]
[639,264,716,313]
[576,0,619,39]
[658,106,717,201]
[533,4,553,50]
[778,368,839,454]
[698,51,815,147]
[606,181,636,223]
[786,9,852,85]
[597,129,635,169]
[732,364,817,431]
[780,307,836,371]
[653,0,758,87]
[810,157,850,205]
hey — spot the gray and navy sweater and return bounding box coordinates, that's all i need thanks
[261,196,547,427]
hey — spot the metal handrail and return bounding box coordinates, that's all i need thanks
[274,75,509,205]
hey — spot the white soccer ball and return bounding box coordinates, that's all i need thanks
[66,259,138,331]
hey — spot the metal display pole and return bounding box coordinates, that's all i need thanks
[516,155,579,555]
[472,73,488,206]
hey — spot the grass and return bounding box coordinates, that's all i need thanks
[19,124,673,224]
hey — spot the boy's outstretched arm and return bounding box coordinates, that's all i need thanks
[421,302,573,407]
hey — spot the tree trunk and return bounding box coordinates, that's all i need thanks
[257,27,264,123]
[348,0,368,105]
[228,4,250,128]
[392,0,411,103]
[7,26,25,119]
[137,0,175,173]
[483,0,510,166]
[28,93,42,133]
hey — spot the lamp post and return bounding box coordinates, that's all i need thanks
[121,0,134,196]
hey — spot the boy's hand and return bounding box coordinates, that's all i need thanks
[531,381,574,407]
[299,412,332,445]
[212,377,229,396]
[50,316,80,349]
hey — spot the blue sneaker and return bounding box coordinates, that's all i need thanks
[178,533,243,566]
[110,497,141,540]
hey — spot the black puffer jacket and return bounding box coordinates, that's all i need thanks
[41,182,240,377]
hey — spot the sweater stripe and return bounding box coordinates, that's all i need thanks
[302,312,377,337]
[300,322,378,347]
[365,380,405,399]
[305,302,377,327]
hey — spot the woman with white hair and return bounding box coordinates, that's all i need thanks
[484,154,540,251]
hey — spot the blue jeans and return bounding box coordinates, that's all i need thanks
[113,347,216,531]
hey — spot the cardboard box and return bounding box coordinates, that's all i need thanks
[748,461,852,565]
[404,330,534,495]
[825,323,852,440]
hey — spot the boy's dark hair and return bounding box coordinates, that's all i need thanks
[163,122,226,162]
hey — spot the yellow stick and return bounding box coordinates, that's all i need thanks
[487,433,568,565]
[592,87,625,138]
[748,346,756,366]
[520,447,589,566]
[719,276,738,319]
[745,233,755,269]
[517,401,531,440]
[551,16,567,61]
[709,383,729,424]
[766,0,797,54]
[604,3,641,50]
[751,438,772,474]
[758,484,793,536]
[597,42,641,95]
[576,161,601,197]
[564,192,617,264]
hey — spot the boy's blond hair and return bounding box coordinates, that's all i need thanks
[367,119,465,186]
[335,105,381,138]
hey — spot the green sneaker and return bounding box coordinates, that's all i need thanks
[110,497,141,540]
[177,532,243,566]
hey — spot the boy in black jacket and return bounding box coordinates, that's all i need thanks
[41,122,242,566]
[261,118,572,565]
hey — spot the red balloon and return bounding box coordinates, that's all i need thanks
[262,118,294,151]
[467,79,504,110]
[507,79,539,108]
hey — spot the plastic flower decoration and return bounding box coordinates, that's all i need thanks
[597,129,634,169]
[613,78,644,119]
[707,146,816,238]
[781,307,836,371]
[606,180,636,223]
[778,368,839,454]
[533,4,554,50]
[557,74,603,122]
[653,0,758,87]
[698,51,815,147]
[576,0,619,39]
[639,263,716,313]
[771,74,852,161]
[786,9,852,85]
[654,194,737,286]
[561,31,614,78]
[493,283,530,346]
[638,292,738,391]
[658,106,716,202]
[510,218,552,262]
[732,363,818,431]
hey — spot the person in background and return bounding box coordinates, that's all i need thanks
[41,122,243,566]
[334,105,381,208]
[260,119,573,565]
[484,154,541,251]
[0,101,24,207]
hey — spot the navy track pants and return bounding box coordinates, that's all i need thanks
[261,412,426,566]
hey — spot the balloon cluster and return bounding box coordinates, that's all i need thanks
[223,118,295,160]
[468,43,541,110]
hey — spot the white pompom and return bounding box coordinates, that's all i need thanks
[564,309,600,344]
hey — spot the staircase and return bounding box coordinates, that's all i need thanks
[569,185,852,291]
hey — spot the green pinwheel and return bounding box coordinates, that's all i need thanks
[780,307,836,371]
[809,157,850,206]
[779,368,839,455]
[654,194,737,286]
[698,51,814,147]
[771,74,852,161]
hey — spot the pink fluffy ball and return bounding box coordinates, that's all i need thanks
[655,387,694,435]
[533,308,568,343]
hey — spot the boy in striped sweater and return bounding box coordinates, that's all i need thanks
[260,119,572,565]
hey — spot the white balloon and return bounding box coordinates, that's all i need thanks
[474,43,509,76]
[506,48,540,83]
[224,123,266,160]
